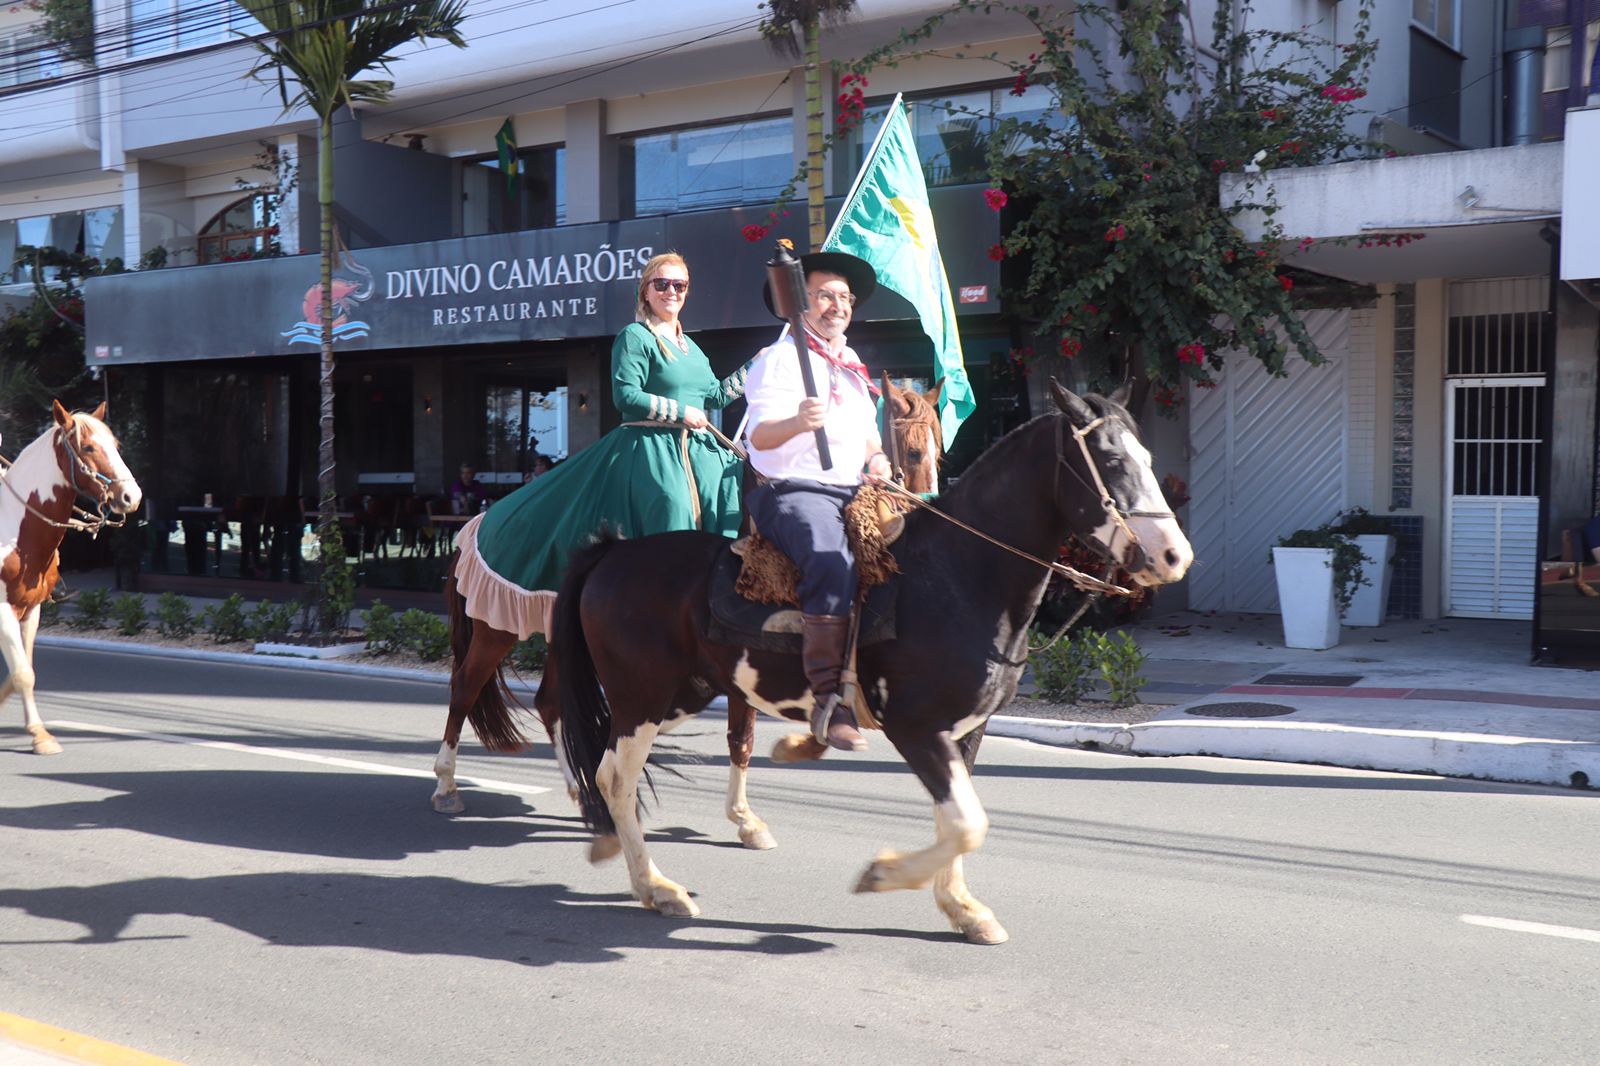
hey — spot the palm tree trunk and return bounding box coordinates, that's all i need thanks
[317,113,336,530]
[804,14,825,251]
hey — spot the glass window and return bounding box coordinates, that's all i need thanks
[0,31,62,86]
[131,0,262,58]
[478,380,568,475]
[1411,0,1457,48]
[197,194,279,263]
[620,115,793,218]
[833,84,1063,190]
[1543,21,1600,94]
[462,145,565,235]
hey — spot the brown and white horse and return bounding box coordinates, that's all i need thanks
[430,381,946,815]
[1,402,142,754]
[553,383,1192,943]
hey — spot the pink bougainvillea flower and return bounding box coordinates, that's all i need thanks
[1103,224,1126,242]
[1177,342,1206,365]
[1060,337,1082,359]
[987,244,1006,262]
[1278,275,1294,291]
[984,188,1008,211]
[741,224,770,243]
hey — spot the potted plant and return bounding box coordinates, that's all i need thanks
[1270,527,1365,650]
[1328,508,1397,627]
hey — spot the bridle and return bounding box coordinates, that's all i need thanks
[1053,413,1176,569]
[0,417,131,535]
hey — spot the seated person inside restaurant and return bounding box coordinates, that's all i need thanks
[449,462,488,514]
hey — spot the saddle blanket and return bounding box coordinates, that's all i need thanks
[705,543,897,654]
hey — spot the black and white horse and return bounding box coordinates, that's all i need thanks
[554,382,1192,943]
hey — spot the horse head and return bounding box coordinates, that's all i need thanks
[886,379,943,495]
[1048,380,1192,587]
[52,400,143,516]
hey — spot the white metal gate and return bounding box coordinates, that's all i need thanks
[1443,377,1542,619]
[1187,310,1349,613]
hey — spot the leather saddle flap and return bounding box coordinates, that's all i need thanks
[706,544,896,654]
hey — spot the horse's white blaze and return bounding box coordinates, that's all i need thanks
[79,415,142,512]
[731,652,810,720]
[1113,429,1192,584]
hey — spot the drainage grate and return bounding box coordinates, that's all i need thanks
[1254,673,1363,687]
[1185,702,1296,718]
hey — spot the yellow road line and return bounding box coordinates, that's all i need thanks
[0,1012,184,1066]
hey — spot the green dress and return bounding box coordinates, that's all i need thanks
[456,321,749,639]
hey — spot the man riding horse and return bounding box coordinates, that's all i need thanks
[745,250,890,753]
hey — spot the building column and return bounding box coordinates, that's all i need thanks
[1412,278,1446,619]
[121,158,189,267]
[564,99,618,224]
[412,355,447,495]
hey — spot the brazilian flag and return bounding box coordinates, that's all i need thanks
[495,117,519,197]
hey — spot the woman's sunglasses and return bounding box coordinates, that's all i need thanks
[649,278,689,295]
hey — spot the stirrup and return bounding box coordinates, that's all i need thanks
[810,691,840,746]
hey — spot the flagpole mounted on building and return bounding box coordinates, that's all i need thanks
[766,239,832,469]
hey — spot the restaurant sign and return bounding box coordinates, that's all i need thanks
[84,191,1000,365]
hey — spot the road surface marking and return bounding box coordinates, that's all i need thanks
[48,720,551,797]
[0,1011,184,1066]
[1460,914,1600,944]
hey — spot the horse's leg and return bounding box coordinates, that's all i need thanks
[594,720,698,917]
[432,624,519,814]
[725,695,776,850]
[931,724,1005,945]
[0,606,57,755]
[854,725,1006,945]
[533,652,579,805]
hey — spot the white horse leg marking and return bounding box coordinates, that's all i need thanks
[430,740,464,814]
[856,755,988,897]
[725,759,776,851]
[597,722,698,917]
[550,720,580,805]
[0,606,56,755]
[933,851,1007,946]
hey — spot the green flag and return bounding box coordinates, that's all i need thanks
[495,117,519,197]
[823,95,975,445]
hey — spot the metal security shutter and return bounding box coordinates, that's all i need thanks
[1446,498,1539,618]
[1187,310,1349,613]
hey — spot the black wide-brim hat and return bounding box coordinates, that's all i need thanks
[762,250,878,317]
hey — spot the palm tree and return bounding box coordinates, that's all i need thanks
[237,0,466,632]
[760,0,857,251]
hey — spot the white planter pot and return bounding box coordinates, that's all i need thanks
[1342,534,1396,628]
[1272,546,1341,650]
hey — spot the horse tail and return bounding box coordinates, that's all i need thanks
[445,563,528,753]
[555,536,622,838]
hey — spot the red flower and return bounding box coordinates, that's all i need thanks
[1297,236,1314,252]
[1103,224,1126,242]
[1261,108,1279,120]
[1320,85,1366,104]
[1222,249,1235,263]
[1083,303,1098,315]
[741,224,770,243]
[1209,159,1228,174]
[1177,342,1206,365]
[1060,336,1082,359]
[983,188,1008,211]
[1011,72,1029,96]
[987,244,1006,261]
[1278,274,1294,292]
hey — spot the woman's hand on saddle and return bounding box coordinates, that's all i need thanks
[682,406,709,430]
[864,451,893,484]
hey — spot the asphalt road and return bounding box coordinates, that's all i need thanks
[3,646,1599,1066]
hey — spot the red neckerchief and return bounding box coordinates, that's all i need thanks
[804,330,880,399]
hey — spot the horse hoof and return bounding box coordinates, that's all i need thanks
[739,825,778,851]
[770,733,828,763]
[647,890,700,918]
[431,792,465,815]
[854,863,892,894]
[32,738,63,756]
[961,919,1009,946]
[589,835,622,864]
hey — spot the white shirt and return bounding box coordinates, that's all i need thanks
[745,333,878,486]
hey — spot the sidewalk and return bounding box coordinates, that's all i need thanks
[33,571,1600,792]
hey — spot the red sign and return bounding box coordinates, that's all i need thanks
[959,285,988,304]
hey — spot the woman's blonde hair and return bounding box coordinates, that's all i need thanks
[634,251,688,324]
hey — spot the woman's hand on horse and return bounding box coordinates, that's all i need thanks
[682,406,709,430]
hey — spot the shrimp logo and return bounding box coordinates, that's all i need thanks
[282,249,374,345]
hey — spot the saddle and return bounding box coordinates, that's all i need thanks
[705,482,903,654]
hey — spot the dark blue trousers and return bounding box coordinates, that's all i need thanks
[746,478,858,616]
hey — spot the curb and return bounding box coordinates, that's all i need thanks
[981,714,1600,791]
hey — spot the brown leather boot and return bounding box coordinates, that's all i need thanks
[801,613,866,752]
